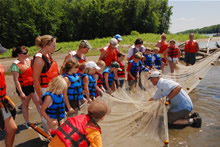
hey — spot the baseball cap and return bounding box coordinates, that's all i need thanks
[110,38,118,48]
[110,61,122,71]
[114,34,122,41]
[88,100,111,120]
[80,40,92,50]
[148,71,161,80]
[86,61,100,70]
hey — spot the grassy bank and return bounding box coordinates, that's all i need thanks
[0,33,208,58]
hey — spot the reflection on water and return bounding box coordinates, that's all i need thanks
[169,66,220,147]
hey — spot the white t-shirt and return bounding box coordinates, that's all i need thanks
[127,45,146,58]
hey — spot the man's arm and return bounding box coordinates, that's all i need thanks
[167,85,182,100]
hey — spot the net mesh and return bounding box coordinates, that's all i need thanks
[80,49,220,147]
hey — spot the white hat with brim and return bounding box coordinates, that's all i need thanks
[86,61,101,70]
[148,71,161,80]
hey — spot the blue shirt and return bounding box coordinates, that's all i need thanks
[153,78,193,112]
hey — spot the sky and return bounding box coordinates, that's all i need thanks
[168,0,220,33]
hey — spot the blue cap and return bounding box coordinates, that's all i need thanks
[114,34,122,41]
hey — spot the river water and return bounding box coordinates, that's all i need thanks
[169,64,220,147]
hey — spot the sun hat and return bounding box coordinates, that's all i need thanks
[80,40,92,50]
[114,34,122,41]
[88,100,111,119]
[110,38,118,48]
[86,61,100,70]
[148,71,161,80]
[110,61,122,71]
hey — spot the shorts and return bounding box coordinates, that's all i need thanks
[16,85,35,96]
[184,52,196,65]
[168,57,178,63]
[168,110,190,123]
[1,107,11,120]
[128,80,137,88]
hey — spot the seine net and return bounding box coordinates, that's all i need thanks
[80,49,220,147]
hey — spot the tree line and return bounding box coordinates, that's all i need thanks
[0,0,172,48]
[177,24,220,34]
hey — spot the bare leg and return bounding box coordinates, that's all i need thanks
[172,119,190,125]
[4,116,17,147]
[21,96,31,122]
[30,93,41,116]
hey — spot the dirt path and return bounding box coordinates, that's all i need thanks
[0,54,98,147]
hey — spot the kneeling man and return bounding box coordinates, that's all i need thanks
[149,71,201,128]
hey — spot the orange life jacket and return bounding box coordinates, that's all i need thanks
[184,40,197,53]
[33,53,59,88]
[100,46,118,66]
[0,64,6,103]
[50,114,101,147]
[159,41,168,54]
[168,46,179,58]
[13,59,33,87]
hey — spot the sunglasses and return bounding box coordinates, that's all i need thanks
[46,36,55,45]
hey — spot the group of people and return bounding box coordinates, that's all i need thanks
[0,33,201,147]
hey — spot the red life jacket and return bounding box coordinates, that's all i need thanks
[32,53,59,88]
[100,46,118,66]
[50,114,101,147]
[159,41,168,54]
[168,46,179,58]
[0,64,6,103]
[117,61,125,78]
[184,40,197,53]
[95,72,103,88]
[13,59,33,87]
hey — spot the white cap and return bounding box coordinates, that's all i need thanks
[110,38,118,48]
[86,61,101,70]
[148,71,161,80]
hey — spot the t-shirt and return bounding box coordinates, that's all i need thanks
[10,64,22,74]
[86,127,102,147]
[153,78,193,112]
[127,45,146,59]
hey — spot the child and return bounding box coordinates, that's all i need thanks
[127,52,142,90]
[49,100,110,147]
[81,61,101,101]
[163,40,181,73]
[116,52,126,88]
[152,47,163,71]
[95,60,106,97]
[78,62,86,77]
[62,60,86,116]
[143,47,153,70]
[40,76,67,134]
[103,61,121,95]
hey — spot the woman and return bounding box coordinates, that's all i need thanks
[32,35,59,105]
[11,46,41,128]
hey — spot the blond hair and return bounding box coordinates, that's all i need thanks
[154,47,160,51]
[48,76,67,94]
[134,52,143,59]
[96,60,106,68]
[161,33,167,38]
[84,67,94,75]
[35,35,55,49]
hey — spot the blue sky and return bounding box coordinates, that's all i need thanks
[168,0,220,33]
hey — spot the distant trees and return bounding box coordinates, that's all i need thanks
[0,0,172,48]
[178,24,220,34]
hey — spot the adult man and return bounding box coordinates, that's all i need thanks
[127,38,145,61]
[60,40,92,74]
[99,38,118,67]
[149,71,201,128]
[155,33,169,64]
[184,33,199,66]
[114,34,123,51]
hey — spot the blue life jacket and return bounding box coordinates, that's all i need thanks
[129,60,140,77]
[144,54,152,67]
[42,91,65,119]
[102,68,115,89]
[63,73,83,101]
[87,74,96,97]
[153,54,162,70]
[81,74,96,98]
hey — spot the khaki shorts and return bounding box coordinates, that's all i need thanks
[2,108,11,120]
[168,57,178,63]
[168,110,190,123]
